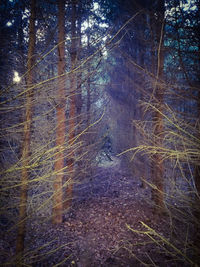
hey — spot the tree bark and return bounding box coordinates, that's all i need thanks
[16,0,36,262]
[76,13,83,170]
[52,0,66,224]
[151,1,166,213]
[193,40,200,263]
[86,17,91,128]
[64,0,77,209]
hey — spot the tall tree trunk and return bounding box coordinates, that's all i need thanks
[194,0,200,203]
[76,7,83,122]
[194,44,200,201]
[52,0,66,224]
[76,39,83,128]
[86,20,91,128]
[193,38,200,263]
[76,13,83,169]
[193,84,200,262]
[16,0,36,261]
[64,0,77,209]
[151,1,165,213]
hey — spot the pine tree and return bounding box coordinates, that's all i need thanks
[64,0,77,209]
[52,0,66,224]
[16,0,36,261]
[151,0,166,213]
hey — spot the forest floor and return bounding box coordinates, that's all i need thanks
[1,156,191,266]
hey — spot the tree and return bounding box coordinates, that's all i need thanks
[52,0,66,224]
[64,0,77,209]
[16,0,36,260]
[150,0,166,212]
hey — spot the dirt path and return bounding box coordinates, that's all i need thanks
[23,161,174,266]
[2,160,185,266]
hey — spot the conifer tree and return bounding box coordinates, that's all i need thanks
[151,0,166,212]
[65,0,77,209]
[52,0,66,224]
[16,0,36,260]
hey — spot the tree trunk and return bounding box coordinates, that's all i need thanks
[195,71,200,196]
[76,7,83,122]
[151,93,165,212]
[86,21,91,128]
[52,0,66,224]
[151,1,165,213]
[193,41,200,263]
[16,0,36,262]
[64,0,77,209]
[76,13,83,169]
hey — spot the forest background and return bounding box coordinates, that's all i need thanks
[0,0,200,266]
